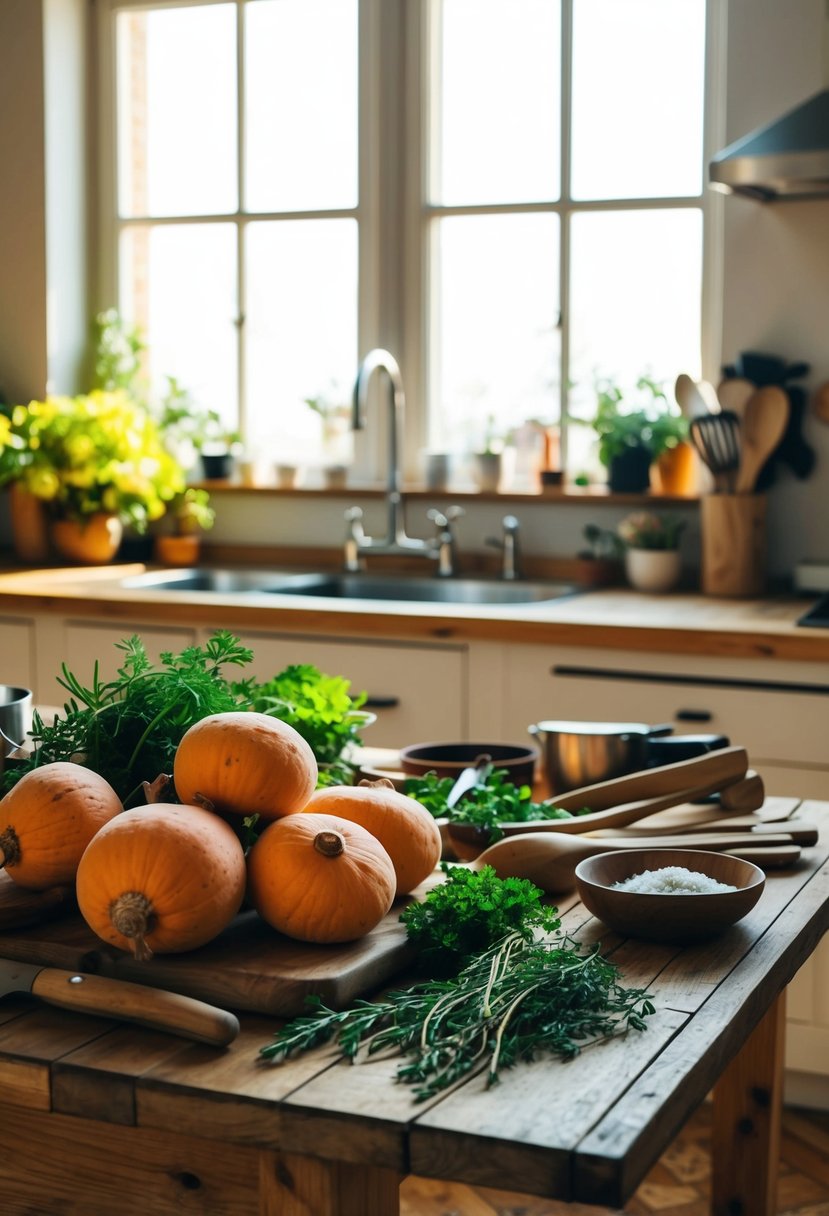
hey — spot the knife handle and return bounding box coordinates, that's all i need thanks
[31,969,239,1047]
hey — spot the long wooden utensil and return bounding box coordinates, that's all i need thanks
[0,958,239,1045]
[599,823,818,847]
[473,830,805,893]
[735,386,790,493]
[542,746,749,813]
[722,845,801,869]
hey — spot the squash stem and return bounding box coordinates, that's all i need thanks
[110,891,155,961]
[314,830,345,858]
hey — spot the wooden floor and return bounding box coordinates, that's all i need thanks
[401,1104,829,1215]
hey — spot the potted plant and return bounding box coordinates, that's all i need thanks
[0,391,185,563]
[472,414,506,491]
[587,376,689,493]
[574,524,624,588]
[154,487,216,566]
[304,389,352,478]
[617,511,685,593]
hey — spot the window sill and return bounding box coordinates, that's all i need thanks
[192,480,701,507]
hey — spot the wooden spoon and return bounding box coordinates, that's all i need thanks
[472,830,805,893]
[675,373,711,420]
[735,386,790,493]
[813,381,829,425]
[717,377,755,417]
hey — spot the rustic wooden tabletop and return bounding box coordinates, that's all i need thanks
[0,799,826,1215]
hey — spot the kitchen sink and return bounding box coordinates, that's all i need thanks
[120,568,580,606]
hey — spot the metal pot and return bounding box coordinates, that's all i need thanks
[0,686,32,770]
[527,720,672,794]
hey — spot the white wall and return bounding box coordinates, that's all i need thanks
[0,0,826,579]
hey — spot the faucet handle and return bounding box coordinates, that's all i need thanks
[502,513,519,534]
[427,505,465,530]
[344,505,363,524]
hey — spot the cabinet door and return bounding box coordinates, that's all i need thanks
[0,618,35,694]
[500,645,829,779]
[43,621,198,707]
[230,631,467,748]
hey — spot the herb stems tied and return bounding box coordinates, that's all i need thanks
[259,932,656,1102]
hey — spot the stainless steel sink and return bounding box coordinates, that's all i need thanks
[120,568,579,606]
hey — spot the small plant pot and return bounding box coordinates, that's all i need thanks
[473,452,502,492]
[154,534,202,567]
[624,547,681,594]
[51,515,124,564]
[608,446,652,493]
[574,556,622,589]
[651,441,698,495]
[200,452,234,480]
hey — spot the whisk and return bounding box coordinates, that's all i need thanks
[690,410,741,492]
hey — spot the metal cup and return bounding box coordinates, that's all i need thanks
[0,686,33,759]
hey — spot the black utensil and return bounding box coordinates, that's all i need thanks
[690,410,741,492]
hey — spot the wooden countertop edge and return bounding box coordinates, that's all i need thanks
[0,565,825,661]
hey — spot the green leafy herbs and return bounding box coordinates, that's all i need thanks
[403,767,589,843]
[400,862,560,975]
[259,931,655,1101]
[0,635,369,807]
[237,663,368,784]
[1,632,253,805]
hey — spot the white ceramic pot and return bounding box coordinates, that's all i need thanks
[624,547,681,594]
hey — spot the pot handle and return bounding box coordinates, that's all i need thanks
[647,723,674,738]
[528,723,540,737]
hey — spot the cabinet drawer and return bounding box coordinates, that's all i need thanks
[233,632,466,748]
[49,622,198,705]
[0,618,35,693]
[500,647,829,769]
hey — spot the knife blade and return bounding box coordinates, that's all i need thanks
[445,753,492,810]
[0,958,239,1047]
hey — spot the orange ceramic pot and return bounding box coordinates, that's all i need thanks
[8,484,51,563]
[51,515,123,564]
[651,441,697,496]
[154,534,201,566]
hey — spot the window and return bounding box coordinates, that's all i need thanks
[98,0,715,483]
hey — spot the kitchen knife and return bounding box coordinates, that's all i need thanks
[0,959,239,1047]
[445,753,492,810]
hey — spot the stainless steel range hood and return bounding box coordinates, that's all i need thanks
[709,90,829,201]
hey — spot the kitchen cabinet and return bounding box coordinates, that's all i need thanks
[224,629,467,747]
[0,616,36,693]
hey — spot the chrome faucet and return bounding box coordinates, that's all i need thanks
[486,514,523,580]
[345,349,463,575]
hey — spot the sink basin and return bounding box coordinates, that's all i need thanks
[120,568,579,606]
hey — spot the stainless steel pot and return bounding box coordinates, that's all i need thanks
[527,720,672,794]
[0,686,32,767]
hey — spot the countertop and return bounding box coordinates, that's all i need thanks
[0,561,826,661]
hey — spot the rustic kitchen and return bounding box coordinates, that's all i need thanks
[0,1,828,1214]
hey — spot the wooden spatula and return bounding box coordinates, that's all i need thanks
[735,386,790,493]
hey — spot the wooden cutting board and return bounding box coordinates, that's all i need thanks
[0,886,418,1017]
[0,871,77,930]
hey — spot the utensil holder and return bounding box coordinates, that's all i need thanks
[701,494,766,598]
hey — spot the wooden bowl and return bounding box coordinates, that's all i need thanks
[399,741,538,787]
[575,849,765,945]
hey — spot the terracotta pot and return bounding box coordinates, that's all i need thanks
[51,515,124,564]
[652,441,697,495]
[8,484,51,564]
[154,534,201,566]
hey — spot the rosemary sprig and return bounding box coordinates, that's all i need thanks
[260,932,655,1101]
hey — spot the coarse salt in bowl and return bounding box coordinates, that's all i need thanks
[575,848,765,945]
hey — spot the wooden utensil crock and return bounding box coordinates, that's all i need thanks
[701,494,766,598]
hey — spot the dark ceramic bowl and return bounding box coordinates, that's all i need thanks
[398,741,538,788]
[575,848,765,945]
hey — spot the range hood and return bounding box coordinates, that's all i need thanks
[709,89,829,201]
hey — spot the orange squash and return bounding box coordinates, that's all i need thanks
[305,780,442,895]
[0,762,122,890]
[173,711,318,820]
[247,812,396,943]
[75,803,246,960]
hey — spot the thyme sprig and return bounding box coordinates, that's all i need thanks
[260,932,655,1101]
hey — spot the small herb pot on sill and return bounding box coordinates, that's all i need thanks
[607,446,652,494]
[624,547,681,594]
[200,452,234,481]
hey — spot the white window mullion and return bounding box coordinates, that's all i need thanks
[236,0,246,438]
[559,0,574,473]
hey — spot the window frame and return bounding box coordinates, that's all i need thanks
[94,0,725,485]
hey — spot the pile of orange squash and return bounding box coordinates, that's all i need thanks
[0,710,441,959]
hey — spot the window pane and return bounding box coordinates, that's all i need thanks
[246,0,358,212]
[432,214,560,453]
[117,6,237,218]
[245,220,358,461]
[120,224,238,431]
[567,208,702,471]
[571,0,705,200]
[435,0,561,205]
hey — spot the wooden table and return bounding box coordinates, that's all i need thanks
[0,799,827,1216]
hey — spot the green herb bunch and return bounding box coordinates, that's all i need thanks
[400,862,561,975]
[237,663,368,785]
[1,632,253,805]
[260,931,655,1101]
[403,768,585,843]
